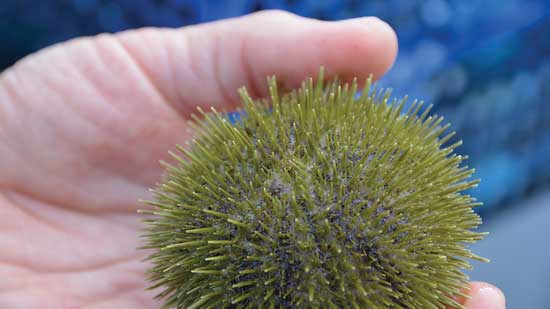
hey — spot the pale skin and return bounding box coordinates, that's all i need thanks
[0,10,505,309]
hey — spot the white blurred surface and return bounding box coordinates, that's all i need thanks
[469,189,550,308]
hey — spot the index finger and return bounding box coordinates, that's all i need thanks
[116,10,398,115]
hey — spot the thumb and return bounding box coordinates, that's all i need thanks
[464,282,506,309]
[449,282,506,309]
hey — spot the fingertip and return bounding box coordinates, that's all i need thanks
[366,17,399,76]
[333,16,398,78]
[243,14,399,93]
[465,282,506,309]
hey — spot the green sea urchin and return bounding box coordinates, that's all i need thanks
[141,69,487,308]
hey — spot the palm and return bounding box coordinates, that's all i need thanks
[0,195,158,308]
[0,34,196,308]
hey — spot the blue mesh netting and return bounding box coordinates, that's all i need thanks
[1,0,549,217]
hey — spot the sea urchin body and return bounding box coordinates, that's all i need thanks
[141,69,487,308]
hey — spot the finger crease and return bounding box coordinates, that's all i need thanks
[113,36,186,121]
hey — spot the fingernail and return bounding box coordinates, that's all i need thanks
[336,16,397,44]
[466,285,506,309]
[338,16,387,27]
[365,17,392,30]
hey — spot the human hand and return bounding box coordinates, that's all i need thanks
[0,10,504,308]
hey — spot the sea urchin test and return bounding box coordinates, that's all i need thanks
[141,69,488,308]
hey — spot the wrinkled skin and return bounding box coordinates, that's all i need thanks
[0,10,504,309]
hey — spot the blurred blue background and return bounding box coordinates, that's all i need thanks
[1,0,549,307]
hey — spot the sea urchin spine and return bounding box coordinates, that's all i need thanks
[141,69,488,308]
